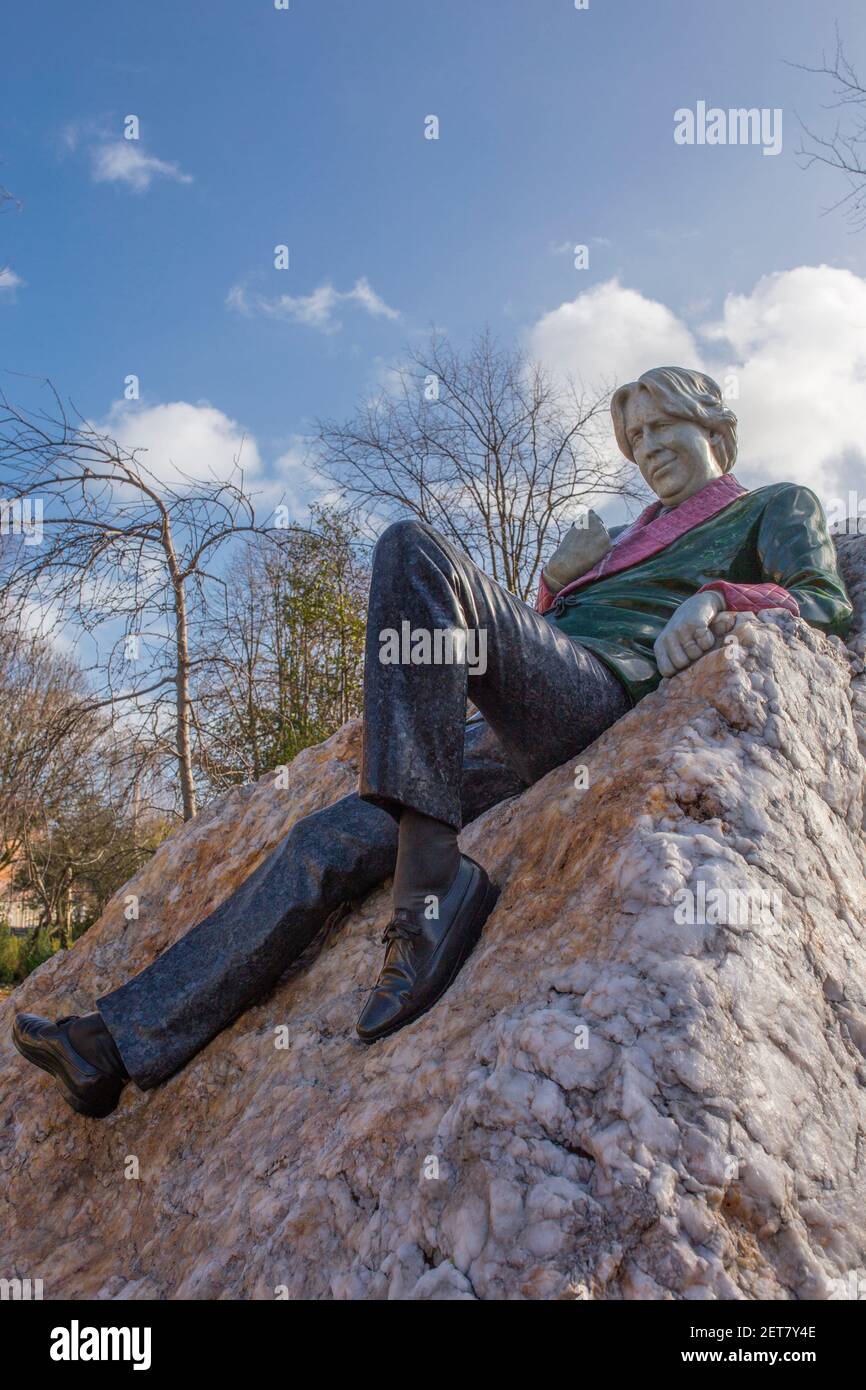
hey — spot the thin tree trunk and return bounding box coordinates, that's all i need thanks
[160,509,198,821]
[172,575,197,821]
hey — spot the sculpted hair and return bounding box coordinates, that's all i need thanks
[610,367,738,472]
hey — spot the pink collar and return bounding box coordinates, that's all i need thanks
[554,473,749,599]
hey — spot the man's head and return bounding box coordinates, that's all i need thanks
[610,367,738,507]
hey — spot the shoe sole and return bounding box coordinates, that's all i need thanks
[360,878,500,1044]
[12,1027,120,1118]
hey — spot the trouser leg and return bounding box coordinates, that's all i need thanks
[359,518,630,829]
[98,521,629,1092]
[97,717,524,1090]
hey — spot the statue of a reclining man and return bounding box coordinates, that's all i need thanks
[13,366,853,1118]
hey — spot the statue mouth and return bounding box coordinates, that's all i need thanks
[649,455,678,484]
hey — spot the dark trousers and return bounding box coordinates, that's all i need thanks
[98,521,629,1089]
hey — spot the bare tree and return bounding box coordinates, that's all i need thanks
[315,330,640,602]
[0,620,165,947]
[14,748,144,948]
[794,29,866,230]
[0,382,302,820]
[194,505,369,793]
[0,622,91,870]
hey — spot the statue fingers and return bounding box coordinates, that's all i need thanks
[710,611,737,638]
[663,631,690,671]
[654,635,676,678]
[681,635,705,661]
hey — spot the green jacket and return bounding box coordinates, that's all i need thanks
[544,483,853,705]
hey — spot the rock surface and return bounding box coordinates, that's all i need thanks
[1,541,865,1301]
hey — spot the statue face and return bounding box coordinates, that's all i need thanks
[622,388,723,506]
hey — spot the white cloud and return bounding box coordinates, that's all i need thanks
[225,285,249,314]
[272,436,337,518]
[227,276,400,334]
[101,400,262,488]
[90,140,193,192]
[528,268,866,501]
[16,597,77,654]
[550,237,612,254]
[97,402,329,524]
[529,278,701,390]
[701,265,866,499]
[59,120,88,152]
[0,267,23,296]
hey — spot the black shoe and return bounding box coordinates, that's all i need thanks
[12,1013,126,1118]
[356,854,498,1043]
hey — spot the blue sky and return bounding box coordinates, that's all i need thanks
[2,0,866,519]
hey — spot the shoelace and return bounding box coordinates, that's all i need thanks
[382,914,421,947]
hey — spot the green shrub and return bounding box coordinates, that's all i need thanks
[0,924,59,984]
[17,929,57,980]
[0,923,21,984]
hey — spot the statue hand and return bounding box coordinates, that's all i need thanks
[542,510,612,593]
[654,590,727,677]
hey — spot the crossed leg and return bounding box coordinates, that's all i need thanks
[15,520,629,1105]
[97,715,527,1088]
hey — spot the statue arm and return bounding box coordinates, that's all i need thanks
[657,485,852,677]
[696,578,800,617]
[697,485,852,636]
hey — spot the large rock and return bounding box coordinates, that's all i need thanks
[1,543,865,1301]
